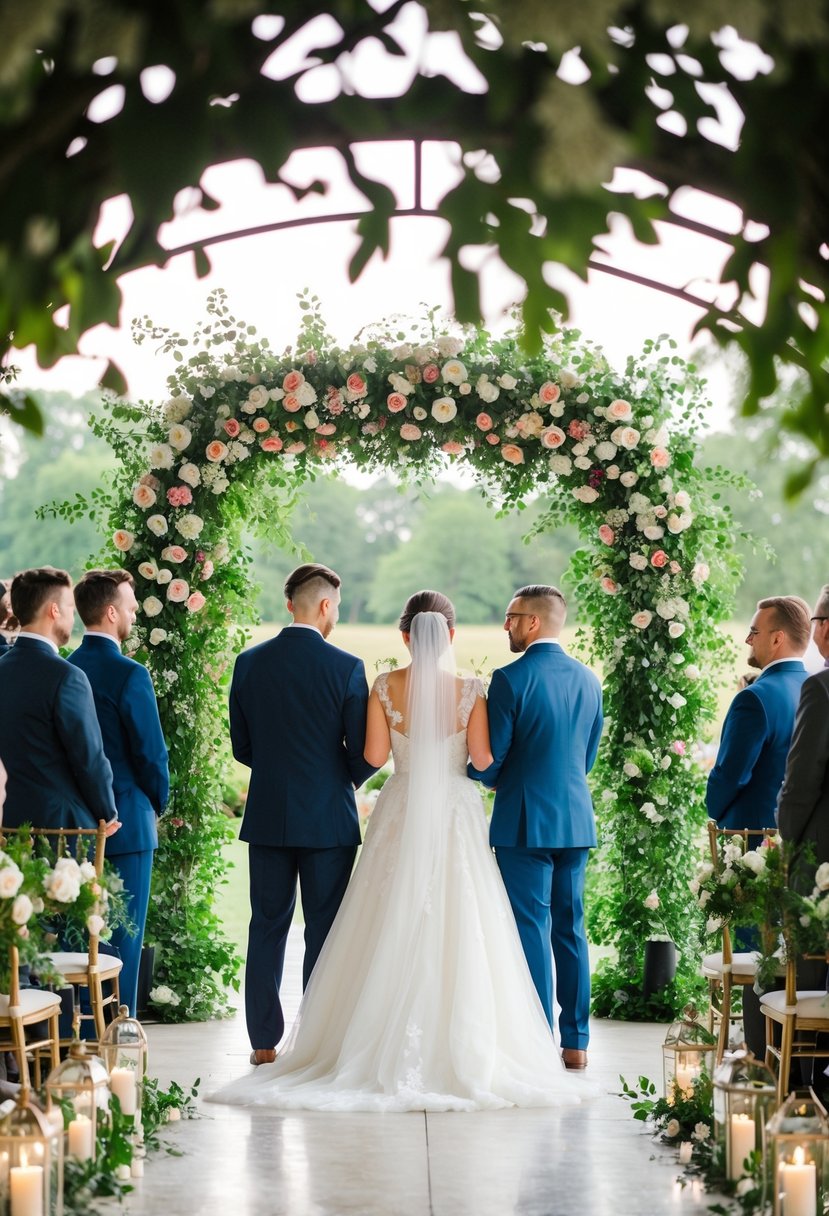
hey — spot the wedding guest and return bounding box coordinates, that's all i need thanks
[468,584,603,1070]
[70,570,170,1015]
[229,563,376,1065]
[0,580,16,657]
[0,568,120,834]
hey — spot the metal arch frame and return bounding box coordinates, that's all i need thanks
[161,139,731,320]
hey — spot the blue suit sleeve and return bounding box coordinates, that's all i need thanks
[706,690,768,821]
[229,657,252,767]
[467,668,515,787]
[586,694,604,773]
[55,666,118,822]
[121,666,170,814]
[343,660,376,788]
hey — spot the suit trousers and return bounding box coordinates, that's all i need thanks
[108,850,154,1017]
[246,843,357,1050]
[496,846,591,1049]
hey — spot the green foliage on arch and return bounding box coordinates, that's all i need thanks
[63,292,744,1021]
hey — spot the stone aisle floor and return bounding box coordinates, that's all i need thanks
[122,928,711,1216]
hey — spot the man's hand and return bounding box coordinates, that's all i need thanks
[103,819,122,838]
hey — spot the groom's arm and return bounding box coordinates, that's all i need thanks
[228,657,252,767]
[467,669,515,787]
[343,660,378,788]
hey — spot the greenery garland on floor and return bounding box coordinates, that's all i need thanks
[46,290,743,1021]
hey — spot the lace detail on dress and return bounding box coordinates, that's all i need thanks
[375,672,403,728]
[458,677,483,729]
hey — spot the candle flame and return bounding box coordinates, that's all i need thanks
[794,1145,806,1166]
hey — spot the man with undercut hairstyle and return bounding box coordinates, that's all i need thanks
[469,583,603,1071]
[230,563,377,1066]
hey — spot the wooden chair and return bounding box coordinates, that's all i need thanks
[702,821,779,1063]
[0,823,123,1046]
[0,944,62,1088]
[760,949,829,1103]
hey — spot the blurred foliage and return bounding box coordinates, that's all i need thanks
[1,2,828,488]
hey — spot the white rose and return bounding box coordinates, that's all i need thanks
[176,513,205,540]
[168,424,192,451]
[594,441,617,461]
[388,373,414,396]
[413,406,427,420]
[668,622,685,638]
[46,868,81,903]
[79,861,97,881]
[629,554,648,571]
[246,384,270,410]
[304,409,320,429]
[143,596,164,618]
[11,894,33,925]
[147,514,168,537]
[296,381,317,406]
[815,863,829,892]
[149,628,168,646]
[432,397,457,423]
[0,864,24,898]
[442,359,467,386]
[436,336,463,358]
[623,762,641,777]
[156,569,173,585]
[668,692,687,709]
[549,454,573,475]
[179,462,201,487]
[150,985,176,1005]
[674,490,691,509]
[476,375,500,403]
[629,493,651,514]
[572,486,599,503]
[632,610,653,629]
[685,664,701,680]
[739,850,766,875]
[620,471,638,487]
[643,890,660,910]
[656,599,678,620]
[164,395,193,422]
[497,373,517,390]
[86,914,106,936]
[643,525,665,541]
[149,444,174,470]
[459,382,472,395]
[611,426,640,449]
[606,465,620,479]
[558,368,581,389]
[667,512,693,534]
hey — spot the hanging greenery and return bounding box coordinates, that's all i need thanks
[47,290,743,1021]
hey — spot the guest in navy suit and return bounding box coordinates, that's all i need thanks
[0,568,120,833]
[230,563,377,1065]
[468,584,603,1070]
[70,570,169,1015]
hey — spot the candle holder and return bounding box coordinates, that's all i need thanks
[712,1048,777,1181]
[662,1005,717,1102]
[765,1090,829,1216]
[99,1005,148,1125]
[0,1089,64,1216]
[44,1042,111,1165]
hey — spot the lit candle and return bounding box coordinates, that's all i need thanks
[68,1113,94,1160]
[679,1141,693,1165]
[728,1113,756,1180]
[131,1157,144,1178]
[110,1066,137,1115]
[780,1145,817,1216]
[673,1060,700,1100]
[9,1163,44,1216]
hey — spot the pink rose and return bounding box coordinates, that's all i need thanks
[422,364,440,384]
[540,427,566,449]
[671,740,687,756]
[261,436,283,452]
[502,444,525,465]
[400,424,422,441]
[187,591,206,613]
[205,440,228,462]
[167,579,189,603]
[133,484,157,509]
[538,381,561,405]
[387,393,407,413]
[166,485,193,508]
[283,370,304,393]
[650,447,671,469]
[651,550,668,568]
[476,413,493,431]
[598,525,615,545]
[346,373,367,397]
[223,418,241,438]
[362,421,380,435]
[326,388,345,415]
[161,545,188,563]
[486,433,501,445]
[112,530,134,552]
[568,419,590,441]
[199,560,214,581]
[283,393,301,413]
[606,399,633,422]
[669,561,681,575]
[252,418,270,433]
[284,420,298,432]
[316,423,337,435]
[285,441,306,454]
[441,441,465,455]
[140,473,160,490]
[600,577,620,595]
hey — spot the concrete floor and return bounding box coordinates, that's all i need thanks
[124,928,711,1216]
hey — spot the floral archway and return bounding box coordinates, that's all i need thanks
[69,292,740,1021]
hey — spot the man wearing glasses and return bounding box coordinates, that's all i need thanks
[468,584,603,1071]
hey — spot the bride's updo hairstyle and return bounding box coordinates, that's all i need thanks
[398,590,455,634]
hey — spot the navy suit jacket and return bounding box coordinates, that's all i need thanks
[0,635,117,829]
[707,659,809,831]
[468,643,604,849]
[69,635,169,855]
[230,626,376,848]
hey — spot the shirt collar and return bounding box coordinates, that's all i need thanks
[759,657,805,675]
[84,631,122,649]
[527,637,561,650]
[15,630,59,654]
[288,622,323,637]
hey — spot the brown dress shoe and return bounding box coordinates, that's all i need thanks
[249,1048,276,1066]
[562,1048,588,1070]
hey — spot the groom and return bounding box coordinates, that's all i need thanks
[468,585,603,1069]
[230,563,376,1064]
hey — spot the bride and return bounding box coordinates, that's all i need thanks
[210,591,592,1112]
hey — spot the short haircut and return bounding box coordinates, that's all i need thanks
[513,584,567,620]
[398,589,456,634]
[757,595,811,650]
[74,569,135,627]
[283,563,341,606]
[815,584,829,619]
[10,567,72,627]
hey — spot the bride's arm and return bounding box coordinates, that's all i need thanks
[364,686,392,767]
[467,693,493,771]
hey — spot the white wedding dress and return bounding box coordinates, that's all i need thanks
[210,669,592,1113]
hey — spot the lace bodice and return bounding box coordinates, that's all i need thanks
[374,673,482,775]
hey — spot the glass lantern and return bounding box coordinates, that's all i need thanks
[765,1090,829,1216]
[662,1004,717,1101]
[99,1005,147,1125]
[712,1049,777,1181]
[45,1042,111,1164]
[0,1089,64,1216]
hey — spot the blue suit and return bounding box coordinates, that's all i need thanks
[230,625,376,1049]
[468,642,603,1048]
[707,659,809,831]
[69,634,169,1014]
[0,636,117,829]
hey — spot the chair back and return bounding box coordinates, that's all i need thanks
[706,821,777,966]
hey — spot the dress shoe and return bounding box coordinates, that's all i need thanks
[562,1048,588,1070]
[249,1048,276,1066]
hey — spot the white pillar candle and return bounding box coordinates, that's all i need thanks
[9,1164,44,1216]
[68,1113,95,1160]
[728,1113,756,1180]
[130,1157,144,1178]
[673,1063,700,1099]
[679,1141,693,1165]
[110,1066,137,1115]
[780,1146,817,1216]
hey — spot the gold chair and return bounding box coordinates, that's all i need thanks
[760,950,829,1103]
[0,944,62,1088]
[702,821,778,1063]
